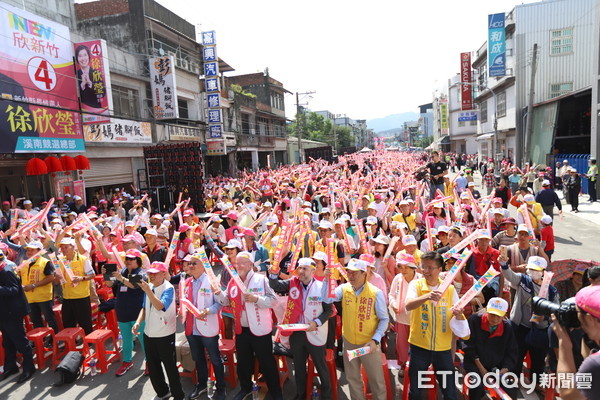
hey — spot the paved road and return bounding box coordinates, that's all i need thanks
[2,172,597,400]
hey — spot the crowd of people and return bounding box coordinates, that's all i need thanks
[0,150,599,400]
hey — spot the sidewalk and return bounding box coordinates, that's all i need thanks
[467,171,600,226]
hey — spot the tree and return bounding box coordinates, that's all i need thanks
[289,111,355,148]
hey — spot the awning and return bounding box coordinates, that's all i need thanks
[476,133,494,141]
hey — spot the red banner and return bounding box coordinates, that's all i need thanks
[461,52,473,110]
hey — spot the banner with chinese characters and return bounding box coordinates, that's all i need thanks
[83,117,152,143]
[460,52,473,110]
[202,30,223,139]
[458,111,477,122]
[74,39,112,124]
[488,13,506,77]
[440,100,449,135]
[149,56,179,120]
[167,124,202,142]
[206,139,226,156]
[0,2,84,153]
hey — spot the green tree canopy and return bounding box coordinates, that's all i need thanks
[288,111,355,148]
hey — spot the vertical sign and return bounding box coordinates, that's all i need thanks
[440,99,449,135]
[202,30,223,139]
[488,13,506,77]
[460,52,473,110]
[0,3,85,153]
[149,56,179,119]
[74,39,112,124]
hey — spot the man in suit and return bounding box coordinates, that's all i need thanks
[0,250,36,383]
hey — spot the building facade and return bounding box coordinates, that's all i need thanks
[447,74,478,155]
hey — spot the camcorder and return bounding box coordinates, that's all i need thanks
[532,296,579,328]
[129,274,143,286]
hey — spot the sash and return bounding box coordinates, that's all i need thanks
[281,277,305,336]
[228,278,244,335]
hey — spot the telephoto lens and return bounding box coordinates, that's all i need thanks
[532,296,580,328]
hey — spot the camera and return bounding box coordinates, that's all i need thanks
[532,296,580,328]
[129,274,143,286]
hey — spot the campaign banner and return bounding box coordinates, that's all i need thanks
[439,100,449,135]
[149,56,179,120]
[488,13,506,77]
[83,117,152,143]
[460,52,473,110]
[74,39,112,124]
[0,3,84,153]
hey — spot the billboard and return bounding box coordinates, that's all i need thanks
[83,117,152,144]
[439,100,449,135]
[202,30,223,139]
[149,56,179,120]
[74,39,112,124]
[0,2,84,153]
[488,13,506,77]
[460,52,473,110]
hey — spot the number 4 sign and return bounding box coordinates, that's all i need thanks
[27,57,56,91]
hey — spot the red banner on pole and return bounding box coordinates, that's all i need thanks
[461,52,473,110]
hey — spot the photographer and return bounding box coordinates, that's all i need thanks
[552,285,600,399]
[499,254,559,388]
[426,151,448,199]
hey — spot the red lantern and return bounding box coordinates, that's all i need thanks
[26,158,48,176]
[74,155,90,170]
[44,156,64,173]
[60,155,77,171]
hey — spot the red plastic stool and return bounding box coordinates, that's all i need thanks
[91,302,101,330]
[24,315,34,332]
[82,329,121,374]
[253,354,289,387]
[94,275,104,290]
[360,352,393,400]
[52,327,85,369]
[96,287,114,301]
[26,327,55,369]
[402,362,438,400]
[219,337,237,387]
[103,309,119,340]
[305,349,337,400]
[52,304,64,332]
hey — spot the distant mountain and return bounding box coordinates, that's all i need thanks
[376,128,402,138]
[367,112,419,133]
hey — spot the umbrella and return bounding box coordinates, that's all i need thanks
[549,259,600,285]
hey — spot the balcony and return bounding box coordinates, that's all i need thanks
[237,134,275,148]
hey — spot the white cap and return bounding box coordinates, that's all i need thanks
[266,216,279,225]
[437,225,450,233]
[399,200,410,206]
[517,224,529,233]
[24,240,44,250]
[224,239,243,250]
[264,201,272,207]
[312,251,327,262]
[372,235,390,245]
[144,228,158,236]
[23,200,32,205]
[468,182,475,187]
[542,180,551,186]
[402,235,417,246]
[334,218,345,225]
[73,195,82,201]
[523,194,535,203]
[367,203,377,210]
[526,256,547,271]
[487,297,509,317]
[366,216,378,225]
[318,220,333,230]
[59,238,75,246]
[346,259,367,272]
[125,221,135,227]
[298,258,316,268]
[320,207,331,214]
[541,215,553,225]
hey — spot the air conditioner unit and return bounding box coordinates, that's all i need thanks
[180,59,189,70]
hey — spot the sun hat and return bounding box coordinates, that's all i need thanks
[487,297,509,317]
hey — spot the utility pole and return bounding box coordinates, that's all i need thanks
[332,114,337,156]
[295,90,315,164]
[523,43,538,165]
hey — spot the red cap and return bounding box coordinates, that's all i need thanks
[125,249,143,258]
[2,201,10,206]
[147,262,168,274]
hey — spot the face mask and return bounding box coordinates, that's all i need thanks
[527,269,543,281]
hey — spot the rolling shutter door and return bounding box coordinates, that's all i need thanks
[84,158,133,188]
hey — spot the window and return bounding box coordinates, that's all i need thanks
[550,82,573,98]
[480,100,488,123]
[177,98,189,119]
[470,120,478,126]
[458,120,466,127]
[550,28,573,55]
[112,85,140,119]
[496,92,506,118]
